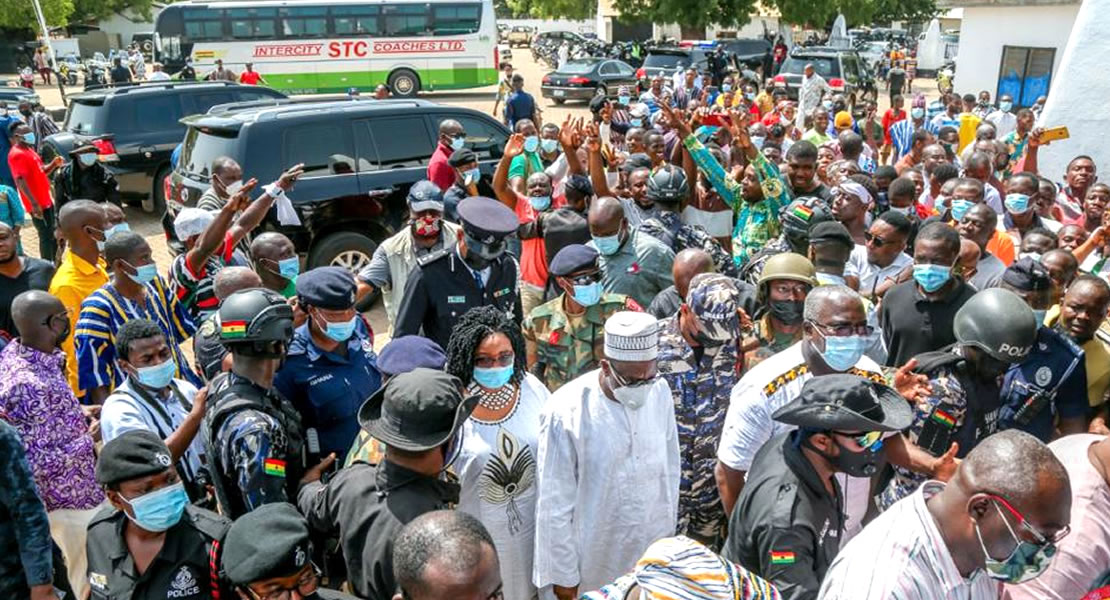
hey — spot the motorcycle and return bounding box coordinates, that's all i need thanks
[19,67,34,90]
[936,60,955,94]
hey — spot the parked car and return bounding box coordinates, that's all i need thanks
[0,83,39,107]
[497,44,513,65]
[168,99,510,298]
[497,23,510,44]
[40,81,287,216]
[508,25,533,47]
[532,30,588,47]
[636,47,709,90]
[856,40,889,71]
[541,58,638,104]
[718,38,772,70]
[773,46,875,107]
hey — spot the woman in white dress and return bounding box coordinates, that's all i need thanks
[446,306,550,600]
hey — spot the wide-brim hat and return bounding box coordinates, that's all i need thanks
[358,368,478,452]
[772,373,914,433]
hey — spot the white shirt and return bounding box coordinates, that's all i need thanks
[798,74,830,129]
[533,369,680,593]
[819,481,1001,600]
[148,71,171,81]
[984,184,1004,215]
[848,245,913,298]
[456,374,550,600]
[101,378,204,479]
[986,110,1017,139]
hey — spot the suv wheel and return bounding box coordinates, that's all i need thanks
[388,69,420,98]
[308,231,380,310]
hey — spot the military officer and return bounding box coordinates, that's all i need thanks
[222,503,358,599]
[523,244,641,391]
[394,196,522,350]
[722,375,913,599]
[203,287,307,519]
[275,267,382,458]
[86,430,234,600]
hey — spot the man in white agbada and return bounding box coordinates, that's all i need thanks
[798,63,831,131]
[533,311,680,600]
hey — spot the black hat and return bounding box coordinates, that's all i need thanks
[69,144,97,156]
[772,374,914,432]
[295,266,356,310]
[565,173,594,197]
[588,93,609,114]
[809,221,854,248]
[448,148,478,167]
[549,244,599,277]
[358,368,477,452]
[621,153,652,173]
[407,180,445,212]
[457,197,518,242]
[95,430,174,486]
[222,503,312,585]
[377,335,446,377]
[1002,257,1052,292]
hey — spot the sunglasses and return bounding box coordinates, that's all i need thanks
[865,231,895,248]
[836,431,883,451]
[565,271,602,286]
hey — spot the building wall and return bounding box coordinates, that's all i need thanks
[654,18,780,41]
[94,5,165,47]
[952,4,1078,98]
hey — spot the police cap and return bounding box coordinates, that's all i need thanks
[549,244,599,277]
[95,430,174,486]
[447,148,478,168]
[295,266,357,310]
[457,197,518,241]
[377,335,447,377]
[222,503,313,585]
[406,180,445,213]
[809,221,854,248]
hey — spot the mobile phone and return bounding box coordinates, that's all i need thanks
[702,113,732,127]
[1039,125,1069,143]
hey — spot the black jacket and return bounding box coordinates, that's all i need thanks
[54,161,121,208]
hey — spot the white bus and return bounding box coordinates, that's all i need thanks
[153,0,500,97]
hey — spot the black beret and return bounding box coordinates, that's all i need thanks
[448,148,477,167]
[809,221,854,247]
[457,197,518,241]
[296,266,357,310]
[222,503,312,584]
[95,430,174,486]
[1003,257,1052,292]
[565,174,594,196]
[549,244,599,276]
[377,335,446,377]
[621,153,652,173]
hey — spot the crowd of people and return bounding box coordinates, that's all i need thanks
[0,49,1108,600]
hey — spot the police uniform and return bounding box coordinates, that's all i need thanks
[191,315,226,382]
[85,431,233,600]
[394,197,523,350]
[274,268,382,458]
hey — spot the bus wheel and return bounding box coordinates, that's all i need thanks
[388,69,420,97]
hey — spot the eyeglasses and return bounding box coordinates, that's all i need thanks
[474,351,514,369]
[609,364,658,388]
[246,564,321,600]
[808,320,874,337]
[835,431,883,451]
[986,494,1070,548]
[865,231,896,248]
[565,271,602,286]
[41,308,73,328]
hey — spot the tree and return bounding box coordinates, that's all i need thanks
[504,0,593,20]
[769,0,939,28]
[0,0,73,30]
[70,0,159,26]
[609,0,758,31]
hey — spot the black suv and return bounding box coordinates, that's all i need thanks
[773,46,875,107]
[41,81,286,215]
[169,98,510,285]
[637,47,709,90]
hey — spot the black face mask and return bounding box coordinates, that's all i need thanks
[806,435,881,477]
[19,109,31,118]
[462,232,505,270]
[768,300,804,326]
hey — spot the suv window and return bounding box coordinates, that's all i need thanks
[781,56,837,78]
[598,61,618,75]
[190,92,236,114]
[283,122,356,178]
[132,95,184,132]
[66,100,103,134]
[644,52,690,70]
[435,114,506,161]
[367,116,434,168]
[841,55,859,81]
[180,128,240,178]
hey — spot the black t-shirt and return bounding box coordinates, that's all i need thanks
[879,278,977,367]
[794,183,833,203]
[110,65,132,83]
[0,258,55,338]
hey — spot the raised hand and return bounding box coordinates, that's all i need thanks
[227,178,259,212]
[278,163,305,190]
[504,133,526,159]
[931,442,960,482]
[893,357,933,404]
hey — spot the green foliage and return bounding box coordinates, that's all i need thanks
[70,0,159,24]
[0,0,73,29]
[610,0,757,30]
[501,0,593,19]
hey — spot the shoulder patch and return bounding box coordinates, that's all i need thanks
[417,247,450,267]
[763,364,809,396]
[198,318,216,338]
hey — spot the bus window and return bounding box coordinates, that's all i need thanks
[184,7,224,42]
[382,4,429,37]
[332,6,379,37]
[432,4,481,36]
[229,8,277,40]
[281,7,328,38]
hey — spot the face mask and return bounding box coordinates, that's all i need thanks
[745,92,756,101]
[463,167,480,186]
[611,374,654,410]
[1005,193,1031,214]
[134,357,176,390]
[751,136,765,150]
[950,198,974,221]
[619,95,630,105]
[123,260,159,285]
[780,116,791,126]
[540,138,559,154]
[769,300,804,325]
[823,100,834,111]
[276,256,300,281]
[911,107,925,119]
[317,314,357,343]
[106,222,130,238]
[592,232,622,256]
[523,135,540,153]
[78,153,97,167]
[913,263,952,292]
[812,329,867,371]
[224,179,244,198]
[722,84,732,93]
[21,132,35,145]
[413,215,442,237]
[809,436,882,478]
[630,118,643,127]
[450,136,466,151]
[87,226,107,251]
[121,482,188,532]
[1032,308,1047,324]
[472,364,513,389]
[889,205,913,215]
[816,273,847,286]
[974,502,1056,584]
[1000,101,1013,112]
[572,281,602,306]
[979,100,990,107]
[529,195,551,211]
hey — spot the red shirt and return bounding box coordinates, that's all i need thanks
[427,143,456,192]
[515,194,566,287]
[881,109,906,145]
[7,145,51,210]
[239,71,262,85]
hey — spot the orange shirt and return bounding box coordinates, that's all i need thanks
[986,228,1015,266]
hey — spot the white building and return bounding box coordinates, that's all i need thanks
[92,3,167,47]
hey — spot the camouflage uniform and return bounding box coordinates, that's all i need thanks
[640,212,739,277]
[523,292,642,391]
[738,236,794,286]
[743,313,804,372]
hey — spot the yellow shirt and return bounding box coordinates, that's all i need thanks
[48,250,108,398]
[1046,305,1110,407]
[957,112,982,153]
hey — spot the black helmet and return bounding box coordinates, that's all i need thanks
[953,288,1037,363]
[218,288,294,357]
[646,164,689,204]
[781,196,832,251]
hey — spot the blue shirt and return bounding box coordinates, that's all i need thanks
[998,326,1088,442]
[505,90,537,129]
[273,319,382,457]
[0,115,20,188]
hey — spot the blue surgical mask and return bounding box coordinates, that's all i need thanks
[572,281,602,306]
[813,330,867,372]
[78,153,98,167]
[523,135,540,153]
[277,256,300,281]
[629,118,643,127]
[318,315,357,342]
[823,100,834,110]
[1005,193,1031,215]
[123,260,159,285]
[911,107,925,119]
[751,136,765,149]
[450,136,466,151]
[1019,251,1042,263]
[540,138,559,154]
[1032,308,1047,324]
[473,364,514,389]
[913,263,952,292]
[106,222,130,239]
[974,501,1056,584]
[135,357,176,390]
[592,233,622,256]
[999,101,1013,113]
[122,482,188,532]
[21,131,35,145]
[529,195,551,211]
[745,92,756,101]
[619,95,630,105]
[950,198,975,221]
[463,167,481,186]
[722,84,732,93]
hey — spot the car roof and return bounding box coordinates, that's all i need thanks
[184,98,481,130]
[68,81,269,102]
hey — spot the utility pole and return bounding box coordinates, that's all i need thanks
[29,0,68,105]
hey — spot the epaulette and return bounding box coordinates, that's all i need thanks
[417,247,451,268]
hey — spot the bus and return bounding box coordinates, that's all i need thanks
[153,0,500,97]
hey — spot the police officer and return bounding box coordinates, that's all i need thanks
[203,287,307,519]
[523,244,640,391]
[722,374,913,599]
[86,430,234,599]
[192,267,262,382]
[394,196,522,350]
[740,196,834,286]
[275,267,382,458]
[222,503,358,599]
[997,257,1089,441]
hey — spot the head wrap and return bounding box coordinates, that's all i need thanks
[838,180,873,206]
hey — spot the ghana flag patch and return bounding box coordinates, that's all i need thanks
[263,458,286,477]
[221,320,248,338]
[932,409,957,428]
[791,204,813,221]
[770,551,795,564]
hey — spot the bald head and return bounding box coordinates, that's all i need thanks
[213,267,263,301]
[802,284,864,323]
[588,196,626,234]
[58,199,107,236]
[959,429,1070,524]
[438,119,462,137]
[12,290,67,353]
[250,232,295,262]
[393,510,500,600]
[672,248,714,300]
